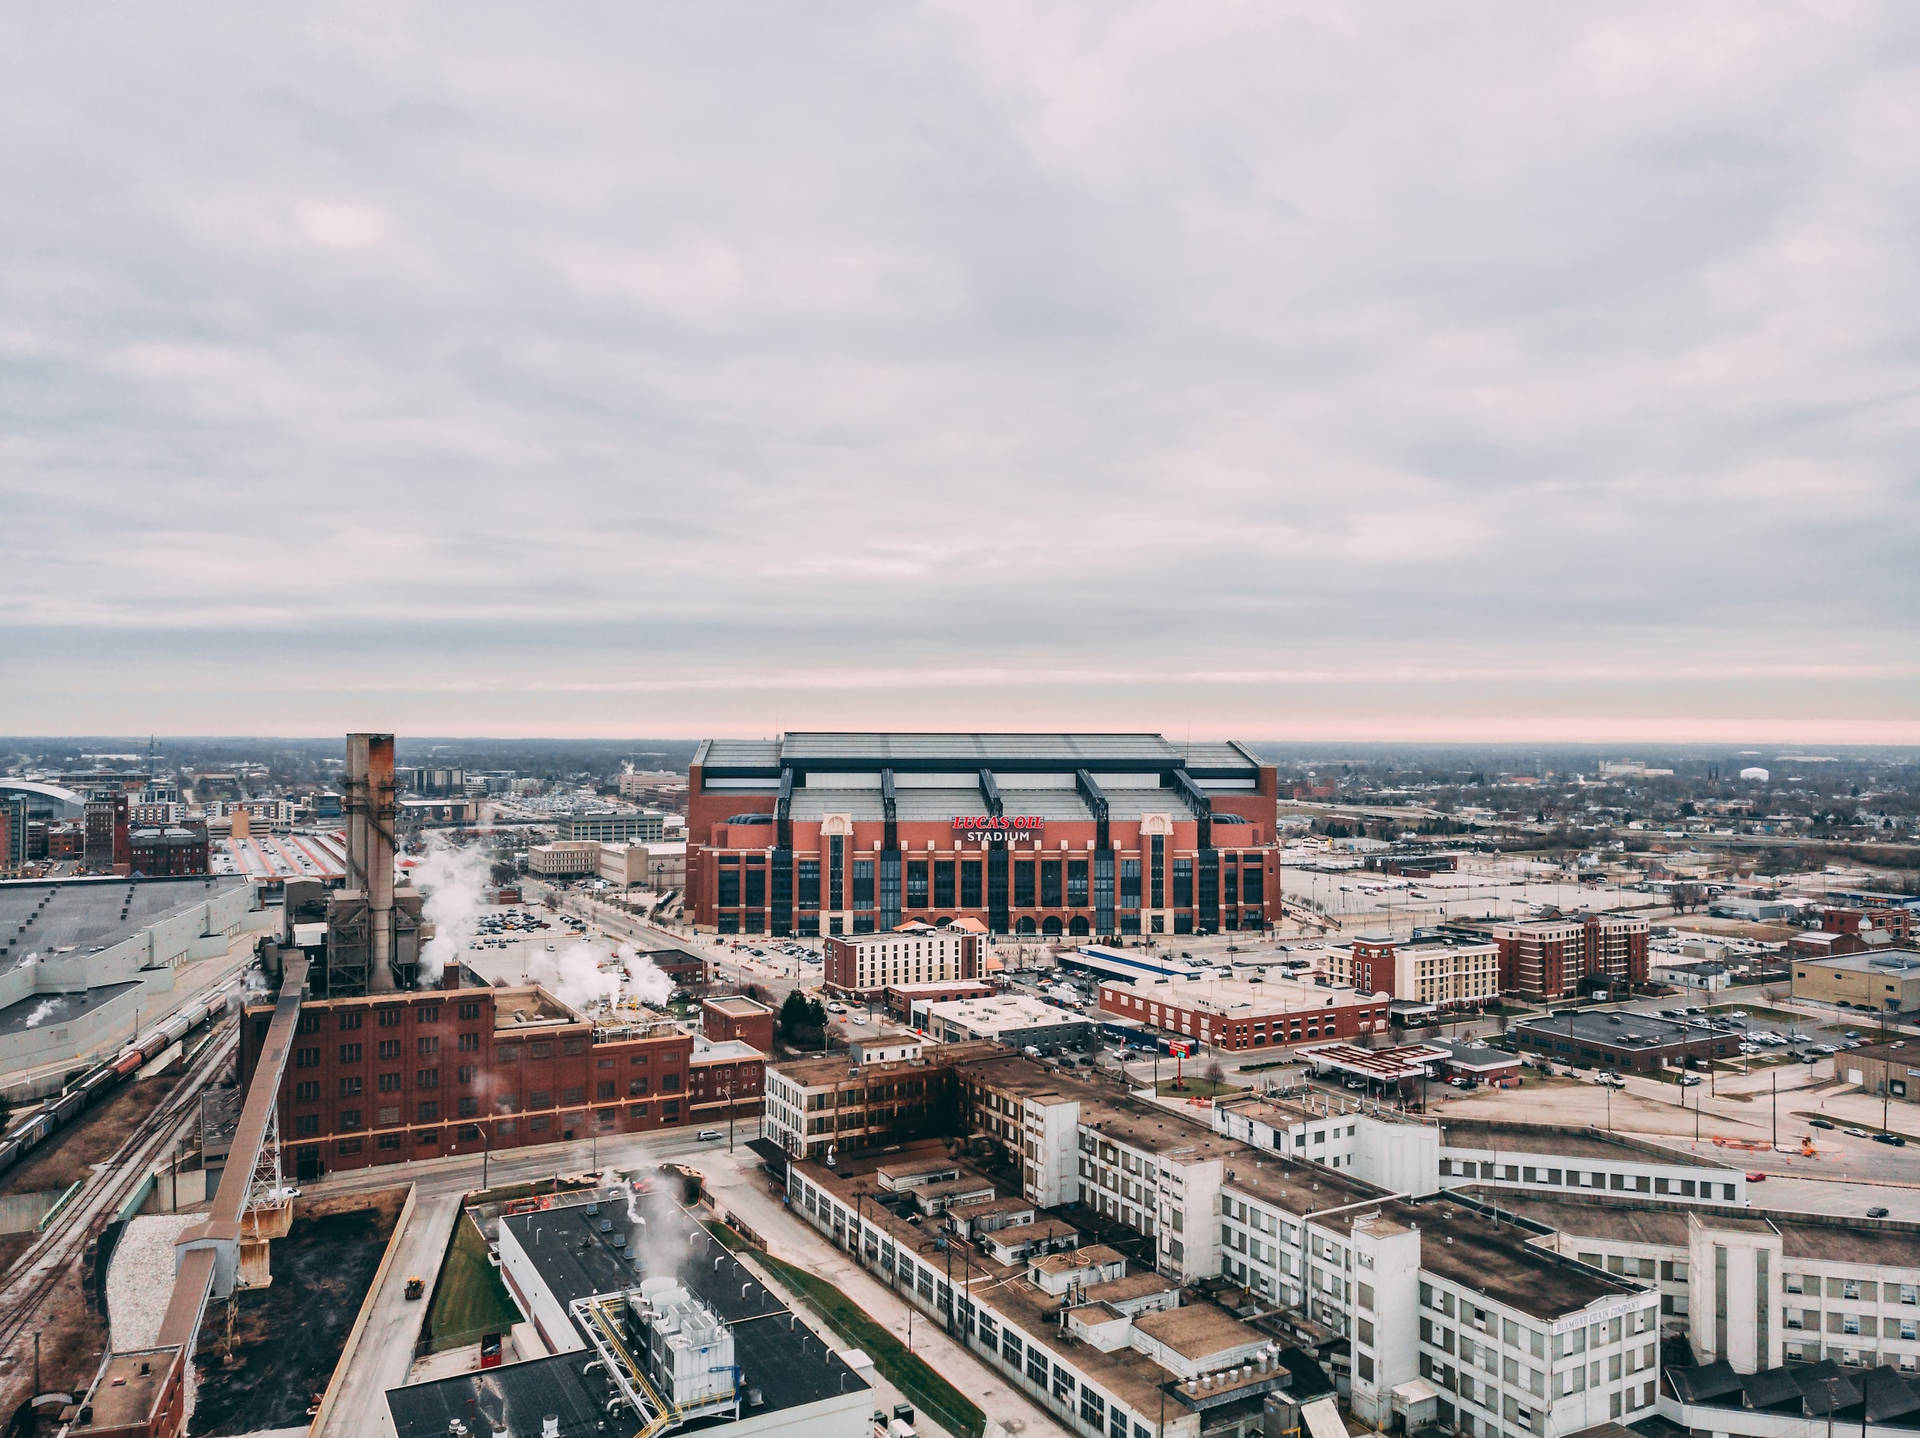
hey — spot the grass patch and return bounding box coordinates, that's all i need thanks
[718,1224,985,1438]
[1155,1077,1247,1099]
[1706,1005,1802,1024]
[426,1213,523,1350]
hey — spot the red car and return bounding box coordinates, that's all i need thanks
[1746,1171,1768,1182]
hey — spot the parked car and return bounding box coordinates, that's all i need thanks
[1875,1133,1908,1147]
[1869,1207,1891,1219]
[1746,1171,1768,1182]
[697,1129,723,1141]
[1845,1127,1868,1138]
[1810,1118,1836,1130]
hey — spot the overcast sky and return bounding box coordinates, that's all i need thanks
[3,4,1918,743]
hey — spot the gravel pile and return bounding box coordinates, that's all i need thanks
[108,1212,201,1350]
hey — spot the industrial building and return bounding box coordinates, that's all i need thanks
[1791,951,1920,1014]
[237,977,763,1182]
[1095,975,1391,1050]
[823,920,984,997]
[1840,1040,1920,1103]
[1323,932,1501,1009]
[686,732,1281,938]
[391,1191,871,1438]
[0,875,262,1087]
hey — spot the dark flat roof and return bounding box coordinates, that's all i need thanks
[1515,1011,1712,1049]
[389,1353,619,1438]
[500,1195,868,1417]
[0,981,139,1036]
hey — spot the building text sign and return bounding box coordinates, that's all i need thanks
[952,815,1046,844]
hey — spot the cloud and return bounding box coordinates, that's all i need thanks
[1,2,1916,740]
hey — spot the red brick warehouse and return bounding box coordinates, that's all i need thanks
[685,732,1283,940]
[238,977,763,1182]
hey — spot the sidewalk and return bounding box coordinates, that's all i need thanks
[700,1150,1073,1438]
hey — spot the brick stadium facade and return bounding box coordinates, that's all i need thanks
[238,979,762,1181]
[687,733,1281,939]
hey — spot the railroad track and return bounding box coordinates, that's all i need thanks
[0,1023,240,1371]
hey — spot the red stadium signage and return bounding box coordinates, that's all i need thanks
[952,815,1046,844]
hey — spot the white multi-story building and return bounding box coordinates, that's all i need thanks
[1214,1168,1662,1436]
[824,921,983,997]
[1482,1194,1920,1376]
[787,1146,1278,1438]
[1325,933,1502,1009]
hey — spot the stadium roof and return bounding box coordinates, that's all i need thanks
[697,733,1263,779]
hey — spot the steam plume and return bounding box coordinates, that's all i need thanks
[412,836,493,983]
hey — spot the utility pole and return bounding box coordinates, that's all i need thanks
[1772,1071,1779,1152]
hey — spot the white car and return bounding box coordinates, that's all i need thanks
[826,1001,847,1014]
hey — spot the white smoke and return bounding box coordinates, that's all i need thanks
[521,940,675,1015]
[23,998,60,1029]
[411,836,493,983]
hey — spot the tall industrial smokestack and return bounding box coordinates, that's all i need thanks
[345,733,397,981]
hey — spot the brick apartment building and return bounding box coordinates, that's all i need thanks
[1451,912,1650,1001]
[686,732,1282,939]
[130,823,210,877]
[238,978,763,1181]
[824,921,983,998]
[84,792,130,874]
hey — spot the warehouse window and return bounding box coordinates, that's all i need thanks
[797,859,820,910]
[853,860,874,909]
[935,861,955,908]
[1068,860,1089,907]
[907,862,929,906]
[1120,860,1140,908]
[1041,861,1062,908]
[1015,862,1036,908]
[1173,858,1193,908]
[1150,837,1165,908]
[961,863,982,908]
[717,869,740,907]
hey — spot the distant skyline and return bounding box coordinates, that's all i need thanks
[3,5,1917,742]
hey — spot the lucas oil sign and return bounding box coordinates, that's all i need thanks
[952,815,1046,844]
